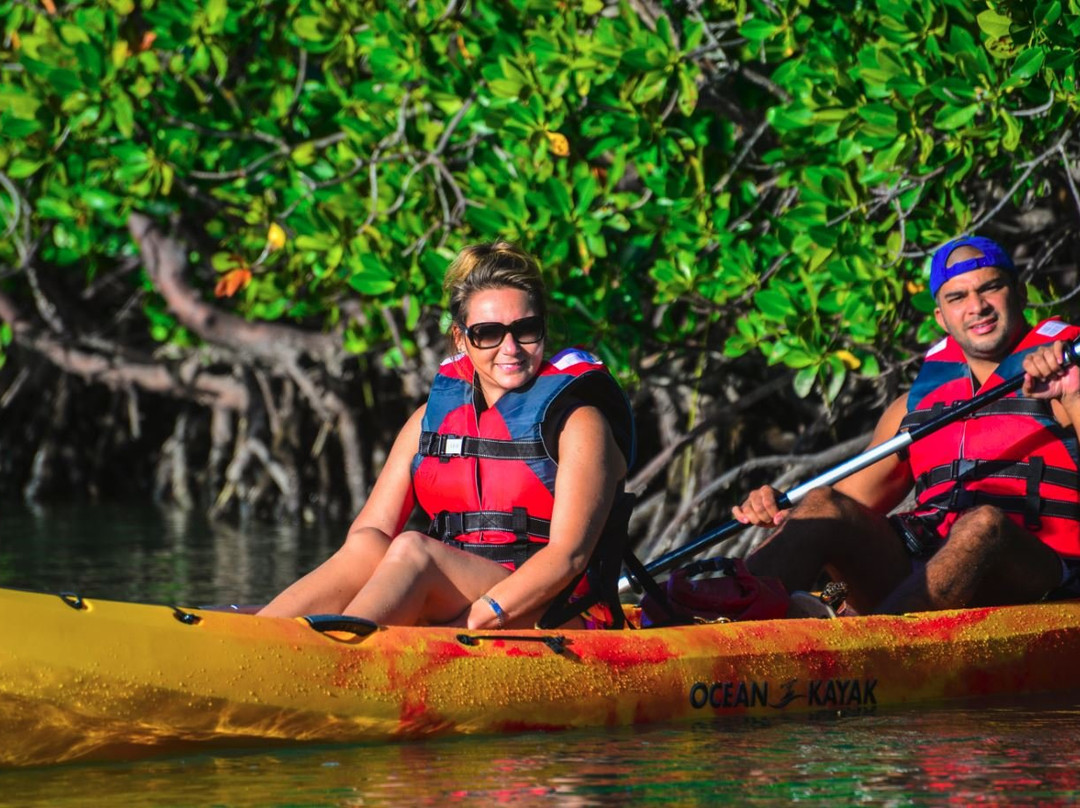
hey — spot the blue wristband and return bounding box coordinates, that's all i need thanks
[480,594,507,628]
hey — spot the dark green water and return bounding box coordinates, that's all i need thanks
[4,501,1080,806]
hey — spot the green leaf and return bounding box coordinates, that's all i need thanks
[622,48,668,71]
[111,92,135,138]
[0,90,42,120]
[741,18,781,42]
[1001,110,1021,151]
[7,158,44,179]
[291,143,316,166]
[933,103,979,130]
[677,66,699,117]
[976,9,1012,39]
[1010,48,1046,80]
[293,16,329,41]
[793,367,817,398]
[346,251,397,296]
[754,289,793,321]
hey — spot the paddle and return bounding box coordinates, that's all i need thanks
[619,334,1080,593]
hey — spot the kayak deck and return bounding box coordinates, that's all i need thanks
[3,587,1080,767]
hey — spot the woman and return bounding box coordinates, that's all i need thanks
[258,242,635,629]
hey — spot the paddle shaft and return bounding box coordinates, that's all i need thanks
[622,334,1080,591]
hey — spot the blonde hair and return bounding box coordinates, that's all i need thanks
[443,242,547,326]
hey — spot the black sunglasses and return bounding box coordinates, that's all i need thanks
[461,315,546,349]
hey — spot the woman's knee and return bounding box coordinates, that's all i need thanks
[379,530,437,569]
[341,526,393,557]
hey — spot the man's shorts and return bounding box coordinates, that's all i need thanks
[888,513,945,560]
[1054,557,1080,598]
[890,512,1080,599]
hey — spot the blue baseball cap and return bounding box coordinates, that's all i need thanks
[929,236,1017,297]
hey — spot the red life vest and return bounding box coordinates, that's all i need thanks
[899,319,1080,558]
[411,347,635,570]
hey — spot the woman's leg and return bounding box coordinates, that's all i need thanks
[344,531,511,625]
[257,527,393,617]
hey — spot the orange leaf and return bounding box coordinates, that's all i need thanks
[214,269,252,298]
[41,0,56,14]
[545,131,570,157]
[138,31,157,52]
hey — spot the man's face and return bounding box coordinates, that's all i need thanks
[933,248,1026,363]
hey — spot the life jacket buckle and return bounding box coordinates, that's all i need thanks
[431,510,465,541]
[948,485,977,511]
[441,436,464,457]
[951,457,978,481]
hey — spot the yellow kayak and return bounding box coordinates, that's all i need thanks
[3,586,1080,768]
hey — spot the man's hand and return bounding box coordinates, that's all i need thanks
[732,485,790,527]
[1022,340,1080,405]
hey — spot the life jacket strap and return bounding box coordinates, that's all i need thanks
[535,489,639,631]
[437,536,536,568]
[921,489,1080,522]
[914,458,1080,497]
[418,431,548,461]
[899,397,1051,431]
[427,509,552,543]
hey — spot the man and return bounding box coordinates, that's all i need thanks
[733,236,1080,615]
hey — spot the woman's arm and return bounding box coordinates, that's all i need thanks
[460,404,627,628]
[342,404,425,540]
[256,404,425,618]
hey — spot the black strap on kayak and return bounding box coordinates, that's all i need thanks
[417,431,548,461]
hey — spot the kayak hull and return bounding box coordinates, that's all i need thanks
[3,587,1080,767]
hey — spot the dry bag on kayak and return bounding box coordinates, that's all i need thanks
[639,557,787,626]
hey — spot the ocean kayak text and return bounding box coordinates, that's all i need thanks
[689,677,878,710]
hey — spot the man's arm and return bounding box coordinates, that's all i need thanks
[833,395,915,510]
[732,394,915,527]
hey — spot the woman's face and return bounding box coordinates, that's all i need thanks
[455,287,545,406]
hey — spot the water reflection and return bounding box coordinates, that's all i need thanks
[0,500,345,605]
[5,705,1080,807]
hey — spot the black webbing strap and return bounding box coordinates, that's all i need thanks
[535,490,640,631]
[1025,457,1045,529]
[428,509,552,542]
[681,557,738,577]
[914,458,1080,497]
[922,489,1080,522]
[418,431,548,461]
[621,548,674,623]
[438,536,535,568]
[899,397,1050,431]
